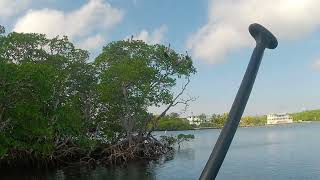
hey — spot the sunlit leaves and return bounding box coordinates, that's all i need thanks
[95,40,196,135]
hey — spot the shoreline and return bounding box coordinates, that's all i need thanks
[155,121,319,132]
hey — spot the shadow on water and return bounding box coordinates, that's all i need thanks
[0,152,178,180]
[2,123,320,180]
[0,167,56,180]
[0,163,152,180]
[175,147,196,161]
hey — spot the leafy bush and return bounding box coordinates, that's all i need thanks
[291,109,320,121]
[160,134,195,147]
[156,117,193,131]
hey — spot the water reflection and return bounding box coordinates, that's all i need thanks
[2,122,320,180]
[0,168,55,180]
[175,148,195,161]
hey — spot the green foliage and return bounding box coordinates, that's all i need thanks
[0,27,196,163]
[291,109,320,121]
[0,62,57,156]
[240,115,267,126]
[200,113,266,128]
[160,134,195,147]
[0,29,93,158]
[156,116,193,131]
[210,113,228,128]
[199,122,215,128]
[198,113,207,122]
[160,136,177,146]
[177,134,194,139]
[95,40,196,136]
[0,25,4,35]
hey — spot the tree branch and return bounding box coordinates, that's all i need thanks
[147,77,194,136]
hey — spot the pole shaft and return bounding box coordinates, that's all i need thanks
[199,44,265,180]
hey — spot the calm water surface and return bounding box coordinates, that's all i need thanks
[2,122,320,180]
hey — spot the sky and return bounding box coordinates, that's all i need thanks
[1,0,320,116]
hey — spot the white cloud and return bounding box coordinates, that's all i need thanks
[187,0,320,64]
[77,34,105,50]
[129,25,168,44]
[313,59,320,71]
[13,0,124,50]
[0,0,30,17]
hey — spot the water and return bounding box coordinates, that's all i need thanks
[2,122,320,180]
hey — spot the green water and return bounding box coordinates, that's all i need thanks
[2,122,320,180]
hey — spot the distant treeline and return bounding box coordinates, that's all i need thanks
[200,113,266,128]
[155,113,267,130]
[291,109,320,121]
[156,109,320,131]
[156,115,193,131]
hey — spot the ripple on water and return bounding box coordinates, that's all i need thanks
[2,122,320,180]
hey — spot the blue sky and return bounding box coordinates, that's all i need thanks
[1,0,320,116]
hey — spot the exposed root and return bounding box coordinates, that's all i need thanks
[98,135,173,166]
[0,135,173,169]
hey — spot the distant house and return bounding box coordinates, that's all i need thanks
[187,115,201,126]
[267,113,293,125]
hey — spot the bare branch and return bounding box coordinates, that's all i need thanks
[173,95,198,113]
[147,77,195,136]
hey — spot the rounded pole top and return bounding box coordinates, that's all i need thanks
[249,23,278,49]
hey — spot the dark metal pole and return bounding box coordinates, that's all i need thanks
[199,23,278,180]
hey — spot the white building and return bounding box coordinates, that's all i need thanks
[267,113,293,125]
[187,115,201,126]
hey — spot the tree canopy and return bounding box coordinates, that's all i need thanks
[0,26,196,166]
[95,40,196,139]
